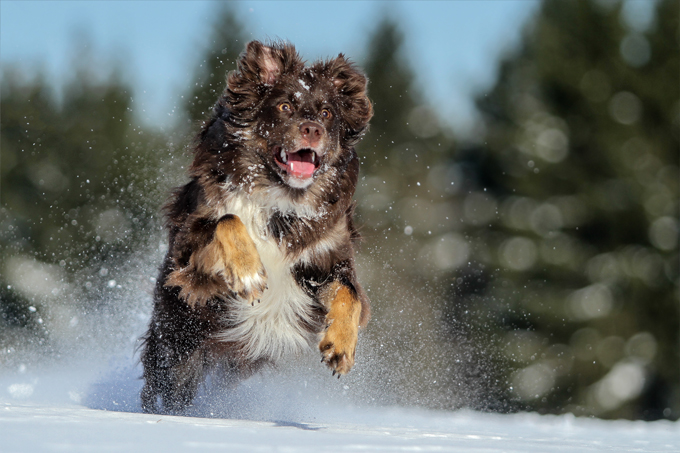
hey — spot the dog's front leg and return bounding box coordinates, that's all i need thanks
[167,214,267,306]
[208,214,268,303]
[318,281,363,376]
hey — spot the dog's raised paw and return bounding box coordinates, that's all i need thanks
[211,215,268,304]
[235,268,268,303]
[319,319,357,375]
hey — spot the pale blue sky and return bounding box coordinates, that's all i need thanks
[1,1,540,133]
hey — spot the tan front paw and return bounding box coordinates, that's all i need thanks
[318,282,362,376]
[319,318,358,376]
[212,215,267,304]
[222,261,267,305]
[182,214,267,305]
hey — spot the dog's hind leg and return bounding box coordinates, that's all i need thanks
[161,348,207,413]
[141,343,208,414]
[140,307,211,414]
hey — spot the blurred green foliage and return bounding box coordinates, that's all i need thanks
[1,0,677,421]
[183,3,246,123]
[0,49,169,352]
[357,0,678,420]
[455,0,679,420]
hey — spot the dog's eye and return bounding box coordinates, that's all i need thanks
[321,108,332,119]
[278,102,292,112]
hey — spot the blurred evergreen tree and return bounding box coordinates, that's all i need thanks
[0,49,165,355]
[361,17,419,172]
[183,3,247,123]
[355,15,493,410]
[359,14,457,222]
[452,0,679,420]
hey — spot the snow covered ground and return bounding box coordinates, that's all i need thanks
[3,400,679,452]
[2,358,678,453]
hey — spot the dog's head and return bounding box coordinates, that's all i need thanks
[217,41,372,190]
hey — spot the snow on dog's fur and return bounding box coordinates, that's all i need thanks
[140,41,373,414]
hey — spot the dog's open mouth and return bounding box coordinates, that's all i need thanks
[273,146,320,180]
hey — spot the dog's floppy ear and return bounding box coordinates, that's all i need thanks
[226,41,299,118]
[327,55,373,144]
[241,41,283,85]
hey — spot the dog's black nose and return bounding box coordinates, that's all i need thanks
[299,122,323,146]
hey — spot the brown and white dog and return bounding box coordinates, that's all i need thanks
[140,41,372,413]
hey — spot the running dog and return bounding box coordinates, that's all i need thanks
[140,41,373,413]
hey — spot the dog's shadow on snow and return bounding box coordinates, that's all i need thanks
[272,420,322,431]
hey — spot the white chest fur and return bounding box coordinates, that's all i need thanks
[212,192,319,362]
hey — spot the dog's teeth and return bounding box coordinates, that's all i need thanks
[280,149,287,163]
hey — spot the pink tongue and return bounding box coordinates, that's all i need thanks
[286,152,316,179]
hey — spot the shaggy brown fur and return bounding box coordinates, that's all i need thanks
[140,41,372,414]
